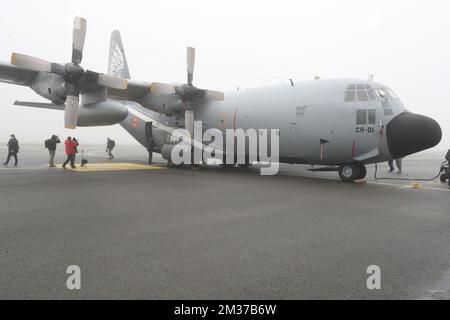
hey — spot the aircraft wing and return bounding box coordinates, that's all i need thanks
[0,62,37,86]
[108,79,150,100]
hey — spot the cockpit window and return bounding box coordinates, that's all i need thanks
[375,87,398,100]
[367,89,377,100]
[357,91,369,101]
[375,88,386,98]
[385,88,398,99]
[346,84,399,102]
[345,90,356,102]
[345,83,376,102]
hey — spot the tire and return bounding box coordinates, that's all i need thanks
[168,161,184,168]
[440,174,448,183]
[357,165,367,180]
[339,164,360,182]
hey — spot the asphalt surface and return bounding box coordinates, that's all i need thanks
[0,144,449,300]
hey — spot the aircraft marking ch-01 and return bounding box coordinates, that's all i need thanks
[0,18,442,182]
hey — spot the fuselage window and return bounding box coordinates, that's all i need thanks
[356,110,367,125]
[384,108,394,116]
[368,109,377,124]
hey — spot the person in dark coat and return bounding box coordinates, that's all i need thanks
[72,137,79,163]
[3,134,20,167]
[106,138,115,160]
[46,135,61,167]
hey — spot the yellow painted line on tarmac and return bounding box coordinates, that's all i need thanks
[377,181,449,192]
[58,163,166,172]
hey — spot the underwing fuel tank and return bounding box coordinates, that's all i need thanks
[77,101,128,127]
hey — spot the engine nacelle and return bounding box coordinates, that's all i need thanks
[77,101,128,127]
[31,72,67,104]
[139,94,185,116]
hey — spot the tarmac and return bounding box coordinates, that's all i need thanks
[0,144,449,299]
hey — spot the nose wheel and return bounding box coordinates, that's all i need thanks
[339,164,367,182]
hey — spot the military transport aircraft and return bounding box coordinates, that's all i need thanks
[0,17,442,182]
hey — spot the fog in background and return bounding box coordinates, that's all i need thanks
[0,0,448,151]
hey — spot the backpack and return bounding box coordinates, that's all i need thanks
[45,139,51,149]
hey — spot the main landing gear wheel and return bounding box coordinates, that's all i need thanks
[339,164,365,182]
[357,165,367,180]
[440,173,448,183]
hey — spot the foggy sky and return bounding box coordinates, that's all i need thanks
[0,0,448,151]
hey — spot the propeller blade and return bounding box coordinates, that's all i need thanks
[187,47,195,86]
[205,90,225,101]
[185,110,194,136]
[150,82,176,95]
[72,17,87,64]
[96,73,128,90]
[11,53,52,72]
[64,95,80,129]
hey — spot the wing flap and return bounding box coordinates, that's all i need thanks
[14,100,65,111]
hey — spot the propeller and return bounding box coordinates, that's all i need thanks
[150,47,224,102]
[10,17,128,129]
[150,47,224,134]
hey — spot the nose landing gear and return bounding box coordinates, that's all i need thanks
[339,163,367,182]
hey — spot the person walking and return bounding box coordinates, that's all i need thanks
[3,134,20,167]
[45,135,61,167]
[106,138,115,160]
[62,137,76,169]
[395,158,403,174]
[72,137,79,163]
[388,158,403,174]
[388,160,395,172]
[446,149,450,189]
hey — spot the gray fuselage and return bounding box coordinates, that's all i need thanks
[120,78,409,166]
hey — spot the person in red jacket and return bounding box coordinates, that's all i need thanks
[62,137,76,169]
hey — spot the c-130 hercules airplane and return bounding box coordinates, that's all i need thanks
[0,17,442,182]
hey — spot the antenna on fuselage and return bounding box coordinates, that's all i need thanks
[289,79,294,87]
[368,74,374,81]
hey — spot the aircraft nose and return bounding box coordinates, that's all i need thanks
[386,112,442,158]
